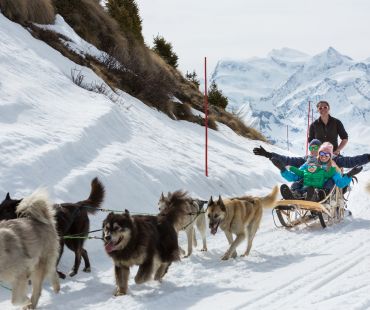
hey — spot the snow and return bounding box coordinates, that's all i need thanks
[36,15,118,67]
[1,12,370,310]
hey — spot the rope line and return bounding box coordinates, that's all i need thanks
[0,282,12,291]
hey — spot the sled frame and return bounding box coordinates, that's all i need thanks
[272,187,346,229]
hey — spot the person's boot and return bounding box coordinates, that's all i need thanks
[317,189,326,201]
[305,187,315,201]
[280,184,294,200]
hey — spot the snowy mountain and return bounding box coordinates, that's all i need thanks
[211,48,310,112]
[1,12,370,310]
[213,47,370,154]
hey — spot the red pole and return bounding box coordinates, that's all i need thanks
[204,57,208,177]
[305,101,311,156]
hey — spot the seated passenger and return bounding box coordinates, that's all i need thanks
[271,153,362,202]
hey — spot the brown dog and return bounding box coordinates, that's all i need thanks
[207,186,278,260]
[158,191,207,257]
[102,211,180,296]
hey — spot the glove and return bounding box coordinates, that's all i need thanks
[345,165,363,178]
[271,158,286,172]
[253,146,272,159]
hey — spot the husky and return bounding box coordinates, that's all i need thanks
[0,189,60,309]
[0,177,105,279]
[207,186,278,260]
[102,210,180,296]
[158,191,207,257]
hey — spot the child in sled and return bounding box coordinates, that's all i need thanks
[272,143,362,201]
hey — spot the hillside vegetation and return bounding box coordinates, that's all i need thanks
[0,0,266,142]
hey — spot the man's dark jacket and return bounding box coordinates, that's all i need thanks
[270,153,369,168]
[308,115,348,151]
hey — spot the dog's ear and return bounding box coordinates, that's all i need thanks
[5,192,10,200]
[160,192,165,200]
[208,196,213,205]
[124,209,130,215]
[218,195,226,211]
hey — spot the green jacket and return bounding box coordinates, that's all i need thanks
[289,166,336,188]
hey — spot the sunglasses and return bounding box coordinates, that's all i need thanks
[319,151,331,157]
[318,106,329,110]
[309,145,319,151]
[308,164,317,168]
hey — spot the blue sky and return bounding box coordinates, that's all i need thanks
[138,0,370,78]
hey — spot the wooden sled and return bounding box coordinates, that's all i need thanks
[272,187,348,229]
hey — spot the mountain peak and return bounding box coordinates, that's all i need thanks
[319,47,352,62]
[304,47,352,71]
[268,48,310,62]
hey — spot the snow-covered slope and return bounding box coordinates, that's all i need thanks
[1,13,370,310]
[213,47,370,154]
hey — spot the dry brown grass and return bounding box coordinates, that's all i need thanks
[22,0,266,142]
[0,0,55,24]
[54,0,128,54]
[216,111,267,141]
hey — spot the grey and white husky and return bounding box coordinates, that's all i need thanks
[158,190,207,257]
[0,189,60,309]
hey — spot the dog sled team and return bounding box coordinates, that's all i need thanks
[1,176,368,308]
[0,178,280,308]
[1,100,370,308]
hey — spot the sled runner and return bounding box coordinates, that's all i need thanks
[272,186,349,228]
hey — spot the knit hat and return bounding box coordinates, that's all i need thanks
[309,139,322,147]
[318,142,334,157]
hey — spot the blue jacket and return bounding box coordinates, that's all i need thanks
[281,168,352,189]
[271,153,369,168]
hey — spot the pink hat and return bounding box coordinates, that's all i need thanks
[318,142,333,157]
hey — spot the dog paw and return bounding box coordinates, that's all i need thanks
[53,282,61,293]
[201,247,208,252]
[221,254,230,260]
[68,270,77,277]
[134,275,148,284]
[231,251,237,259]
[114,288,127,296]
[83,267,91,273]
[22,302,34,310]
[154,275,163,282]
[57,271,66,279]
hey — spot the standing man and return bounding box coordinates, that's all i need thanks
[308,100,348,155]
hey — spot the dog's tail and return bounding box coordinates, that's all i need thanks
[16,188,56,225]
[77,177,105,214]
[260,185,279,208]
